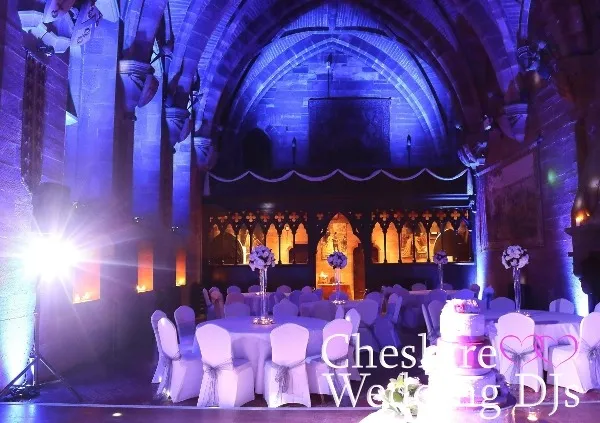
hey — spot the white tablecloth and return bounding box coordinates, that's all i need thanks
[299,300,362,317]
[196,316,326,394]
[484,310,582,370]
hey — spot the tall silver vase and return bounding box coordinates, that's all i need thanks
[513,267,522,313]
[253,268,273,324]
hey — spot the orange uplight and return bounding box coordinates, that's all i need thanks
[175,248,186,287]
[575,209,590,226]
[73,249,100,304]
[137,241,154,293]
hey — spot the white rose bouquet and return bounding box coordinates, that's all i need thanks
[327,251,347,269]
[433,250,448,265]
[374,373,422,418]
[249,245,275,271]
[501,245,529,269]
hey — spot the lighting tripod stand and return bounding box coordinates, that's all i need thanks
[0,278,82,401]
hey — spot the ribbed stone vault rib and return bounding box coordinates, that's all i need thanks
[226,35,448,152]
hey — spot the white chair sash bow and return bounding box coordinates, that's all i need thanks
[201,360,234,406]
[581,339,600,388]
[273,360,305,398]
[503,345,535,383]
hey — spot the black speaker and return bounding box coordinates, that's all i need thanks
[32,182,72,234]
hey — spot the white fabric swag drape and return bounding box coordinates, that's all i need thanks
[204,168,473,196]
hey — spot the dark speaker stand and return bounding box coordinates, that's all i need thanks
[0,278,82,401]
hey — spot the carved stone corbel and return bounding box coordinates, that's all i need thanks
[194,137,217,172]
[118,60,159,115]
[165,107,191,147]
[497,103,528,142]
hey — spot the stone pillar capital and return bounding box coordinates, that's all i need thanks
[194,137,217,171]
[165,107,191,147]
[117,60,158,113]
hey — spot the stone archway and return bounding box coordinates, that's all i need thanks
[315,213,364,299]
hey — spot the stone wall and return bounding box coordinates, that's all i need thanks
[228,51,457,173]
[476,83,586,312]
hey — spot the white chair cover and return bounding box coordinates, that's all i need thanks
[365,291,383,313]
[390,295,403,326]
[299,292,319,306]
[453,289,475,300]
[174,306,196,346]
[227,286,242,294]
[426,300,444,343]
[273,299,299,319]
[307,319,353,397]
[411,283,427,291]
[489,297,515,312]
[355,299,380,351]
[329,291,349,301]
[595,303,600,313]
[301,286,313,294]
[277,285,292,294]
[335,305,345,319]
[311,300,337,321]
[345,308,361,381]
[248,285,261,293]
[264,324,311,407]
[197,324,255,407]
[314,288,323,300]
[548,312,600,393]
[157,317,203,403]
[483,286,495,308]
[273,291,286,304]
[470,284,481,298]
[421,304,436,345]
[442,283,454,290]
[210,290,225,319]
[203,288,216,320]
[496,313,543,392]
[225,292,245,305]
[549,298,575,314]
[151,310,168,383]
[426,289,447,304]
[373,316,401,349]
[289,290,302,306]
[224,302,251,318]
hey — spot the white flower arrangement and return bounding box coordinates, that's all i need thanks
[501,245,529,269]
[433,250,448,265]
[373,373,422,418]
[327,251,347,269]
[248,245,276,271]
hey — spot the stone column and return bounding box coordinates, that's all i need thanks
[114,59,157,215]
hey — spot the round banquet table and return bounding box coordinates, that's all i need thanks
[299,300,362,317]
[241,292,274,315]
[195,316,326,394]
[403,290,458,307]
[484,310,582,370]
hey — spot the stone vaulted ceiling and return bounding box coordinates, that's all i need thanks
[165,0,531,159]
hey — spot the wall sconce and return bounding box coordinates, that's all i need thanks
[133,216,143,223]
[406,135,412,167]
[171,226,180,232]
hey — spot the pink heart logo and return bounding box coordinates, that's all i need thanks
[533,334,579,368]
[499,335,538,366]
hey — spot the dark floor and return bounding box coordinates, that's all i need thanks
[2,403,600,423]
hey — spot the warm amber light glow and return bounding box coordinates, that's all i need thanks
[175,248,186,286]
[73,249,101,304]
[137,241,154,293]
[575,209,590,226]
